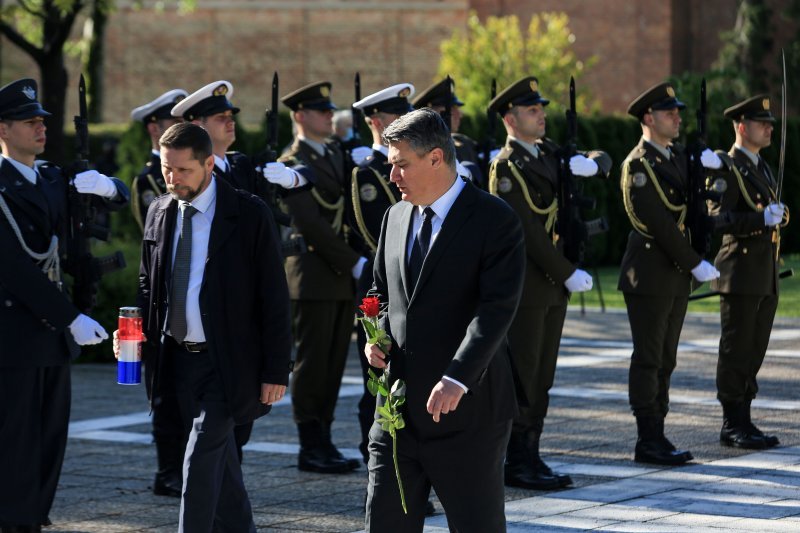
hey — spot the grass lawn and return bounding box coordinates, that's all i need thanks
[570,254,800,318]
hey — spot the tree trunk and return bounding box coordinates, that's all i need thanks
[40,52,69,166]
[85,4,108,123]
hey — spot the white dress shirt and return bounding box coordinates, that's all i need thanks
[372,144,389,157]
[406,175,469,392]
[169,176,217,342]
[213,154,229,174]
[2,155,38,185]
[734,144,760,167]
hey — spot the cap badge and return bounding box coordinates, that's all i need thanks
[398,87,411,98]
[320,86,330,98]
[666,86,676,98]
[21,86,36,100]
[213,84,228,96]
[529,80,539,93]
[762,98,770,110]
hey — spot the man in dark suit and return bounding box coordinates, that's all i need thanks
[488,76,611,490]
[130,89,186,233]
[708,95,785,449]
[279,81,367,474]
[135,123,292,531]
[364,108,525,532]
[619,83,721,465]
[0,78,127,533]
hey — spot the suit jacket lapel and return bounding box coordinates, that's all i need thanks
[206,178,237,264]
[397,202,414,299]
[152,197,177,296]
[409,182,475,306]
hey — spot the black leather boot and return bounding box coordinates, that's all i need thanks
[720,402,769,449]
[504,430,569,490]
[153,436,183,497]
[634,416,693,465]
[742,400,779,448]
[297,422,353,473]
[321,422,360,471]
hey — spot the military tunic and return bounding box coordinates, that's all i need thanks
[280,139,361,424]
[710,147,780,404]
[618,138,702,417]
[131,152,165,232]
[490,138,608,430]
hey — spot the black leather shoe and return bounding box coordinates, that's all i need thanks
[153,472,182,497]
[720,426,768,449]
[425,499,436,516]
[745,422,779,448]
[634,438,693,465]
[298,447,354,473]
[536,459,573,487]
[505,460,565,490]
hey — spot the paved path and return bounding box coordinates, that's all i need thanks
[50,309,800,532]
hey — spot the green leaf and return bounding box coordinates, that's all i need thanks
[377,384,389,397]
[395,416,405,430]
[367,379,379,397]
[377,405,392,419]
[381,421,392,431]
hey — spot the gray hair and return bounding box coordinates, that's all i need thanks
[381,108,456,169]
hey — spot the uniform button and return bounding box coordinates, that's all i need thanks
[307,245,315,252]
[743,248,748,254]
[645,242,651,249]
[4,299,11,307]
[50,326,57,331]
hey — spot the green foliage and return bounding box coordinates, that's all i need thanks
[438,11,597,118]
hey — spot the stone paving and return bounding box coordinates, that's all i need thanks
[49,308,800,532]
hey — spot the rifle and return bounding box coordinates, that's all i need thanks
[686,78,724,256]
[480,78,498,183]
[441,75,453,133]
[558,77,608,314]
[65,74,125,313]
[257,72,305,256]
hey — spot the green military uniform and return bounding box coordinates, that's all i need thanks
[488,76,611,490]
[619,82,705,466]
[708,95,783,449]
[280,81,362,473]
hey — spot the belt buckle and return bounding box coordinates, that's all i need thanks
[183,341,204,353]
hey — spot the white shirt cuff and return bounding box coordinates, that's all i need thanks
[352,256,368,279]
[442,375,468,393]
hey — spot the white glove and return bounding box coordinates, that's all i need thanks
[564,269,593,293]
[764,202,785,226]
[350,146,372,166]
[569,155,598,177]
[73,170,117,199]
[456,160,472,180]
[691,260,721,282]
[263,162,307,189]
[700,148,723,170]
[489,148,501,162]
[68,313,109,346]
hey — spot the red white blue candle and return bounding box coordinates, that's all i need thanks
[118,307,142,385]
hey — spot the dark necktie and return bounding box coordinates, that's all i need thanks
[170,204,198,342]
[408,207,434,289]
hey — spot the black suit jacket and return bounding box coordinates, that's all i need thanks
[138,177,293,424]
[0,158,128,368]
[372,180,525,438]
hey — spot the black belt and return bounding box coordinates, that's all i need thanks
[167,336,208,353]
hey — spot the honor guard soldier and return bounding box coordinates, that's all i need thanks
[280,81,367,473]
[0,78,128,531]
[130,89,188,496]
[488,76,610,490]
[349,83,413,460]
[412,77,485,187]
[171,80,304,215]
[707,95,786,449]
[620,82,721,465]
[130,89,186,231]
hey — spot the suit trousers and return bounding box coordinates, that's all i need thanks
[172,344,255,533]
[717,293,778,404]
[291,299,354,424]
[366,418,511,533]
[507,303,567,432]
[0,365,70,526]
[624,292,688,417]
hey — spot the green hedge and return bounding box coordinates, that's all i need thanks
[71,113,799,361]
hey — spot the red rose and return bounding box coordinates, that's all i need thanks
[359,296,381,318]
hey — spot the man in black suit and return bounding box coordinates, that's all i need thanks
[0,78,127,533]
[134,123,292,532]
[364,108,525,532]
